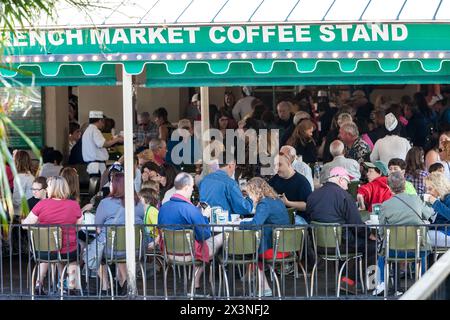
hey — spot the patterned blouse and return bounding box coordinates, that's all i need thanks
[405,170,429,196]
[346,138,371,164]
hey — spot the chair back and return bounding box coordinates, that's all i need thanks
[89,176,100,198]
[106,226,142,259]
[224,230,260,256]
[162,229,195,256]
[386,226,422,252]
[287,208,296,225]
[29,226,62,257]
[273,227,305,254]
[347,181,360,200]
[311,221,342,249]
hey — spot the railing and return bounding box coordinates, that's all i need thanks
[1,223,449,299]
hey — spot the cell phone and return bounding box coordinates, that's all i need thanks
[199,201,209,209]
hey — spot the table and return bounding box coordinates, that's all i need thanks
[211,218,253,233]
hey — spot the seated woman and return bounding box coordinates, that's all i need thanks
[138,188,160,250]
[95,172,147,295]
[357,161,392,212]
[425,172,450,247]
[374,171,433,296]
[22,176,83,295]
[239,177,290,297]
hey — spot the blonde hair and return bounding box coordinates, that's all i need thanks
[425,172,450,199]
[46,176,70,200]
[141,180,160,194]
[246,177,278,203]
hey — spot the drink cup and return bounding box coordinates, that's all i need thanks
[423,194,431,203]
[370,214,379,224]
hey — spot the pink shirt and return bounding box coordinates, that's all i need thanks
[32,199,81,253]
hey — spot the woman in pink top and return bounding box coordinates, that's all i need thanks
[22,176,82,295]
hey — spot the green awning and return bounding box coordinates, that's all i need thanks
[0,64,117,87]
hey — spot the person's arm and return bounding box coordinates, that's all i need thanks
[431,197,450,221]
[228,182,253,215]
[21,211,39,229]
[281,194,306,211]
[103,136,123,148]
[239,201,270,230]
[191,209,212,241]
[159,125,169,141]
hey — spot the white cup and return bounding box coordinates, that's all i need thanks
[231,214,240,223]
[370,214,379,224]
[423,194,431,203]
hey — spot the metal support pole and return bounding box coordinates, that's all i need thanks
[200,87,210,172]
[122,68,137,296]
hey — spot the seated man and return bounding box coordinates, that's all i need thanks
[158,172,223,291]
[306,167,377,293]
[199,151,253,220]
[279,145,314,191]
[357,161,392,212]
[320,140,361,184]
[387,158,417,195]
[269,154,312,224]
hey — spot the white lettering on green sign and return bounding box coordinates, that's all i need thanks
[5,24,409,49]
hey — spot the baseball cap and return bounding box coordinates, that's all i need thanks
[329,167,354,181]
[385,112,398,132]
[363,161,388,176]
[89,110,104,119]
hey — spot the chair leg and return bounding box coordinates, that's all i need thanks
[190,266,200,299]
[77,266,83,296]
[139,262,146,299]
[60,264,68,300]
[163,266,169,299]
[209,264,214,297]
[310,263,317,297]
[270,266,281,298]
[222,265,230,299]
[384,261,389,299]
[31,265,37,299]
[106,265,114,300]
[336,260,350,298]
[358,257,365,292]
[298,263,309,298]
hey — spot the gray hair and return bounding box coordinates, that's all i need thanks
[330,140,345,157]
[340,122,359,138]
[337,113,353,127]
[280,145,296,160]
[174,172,194,190]
[293,111,311,126]
[387,171,405,194]
[149,138,165,151]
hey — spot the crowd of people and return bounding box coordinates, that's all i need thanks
[5,85,450,297]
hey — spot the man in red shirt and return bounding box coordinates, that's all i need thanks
[357,161,392,212]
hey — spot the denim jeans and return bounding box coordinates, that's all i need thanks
[377,250,428,285]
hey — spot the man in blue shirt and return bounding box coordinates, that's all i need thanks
[199,151,253,220]
[159,172,223,291]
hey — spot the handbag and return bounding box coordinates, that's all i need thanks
[393,195,431,224]
[83,206,122,270]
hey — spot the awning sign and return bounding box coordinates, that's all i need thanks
[3,23,449,56]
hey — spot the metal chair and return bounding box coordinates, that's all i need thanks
[266,227,309,298]
[310,221,365,297]
[218,229,261,298]
[29,226,82,300]
[161,229,205,299]
[102,226,145,299]
[383,226,424,298]
[287,208,296,225]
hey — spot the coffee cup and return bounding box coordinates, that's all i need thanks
[231,214,240,223]
[423,194,431,203]
[370,214,379,224]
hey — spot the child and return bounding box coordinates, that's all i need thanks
[138,188,160,250]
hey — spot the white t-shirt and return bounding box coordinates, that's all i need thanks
[82,124,109,175]
[162,187,177,205]
[38,163,63,178]
[13,172,34,215]
[232,96,255,121]
[370,135,411,164]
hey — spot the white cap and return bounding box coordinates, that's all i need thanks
[428,94,444,106]
[385,112,398,132]
[89,110,104,119]
[318,90,328,97]
[191,93,199,103]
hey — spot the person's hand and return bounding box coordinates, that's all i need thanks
[142,171,149,182]
[201,206,211,219]
[82,203,94,213]
[369,233,377,241]
[280,194,290,206]
[116,136,124,144]
[429,195,437,205]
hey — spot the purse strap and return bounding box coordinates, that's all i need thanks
[393,195,427,222]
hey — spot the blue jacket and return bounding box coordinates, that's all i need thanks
[240,197,289,254]
[432,194,450,235]
[158,196,211,242]
[199,170,253,219]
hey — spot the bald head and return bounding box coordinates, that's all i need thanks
[330,140,345,157]
[280,145,296,163]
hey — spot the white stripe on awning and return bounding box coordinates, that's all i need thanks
[17,0,450,29]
